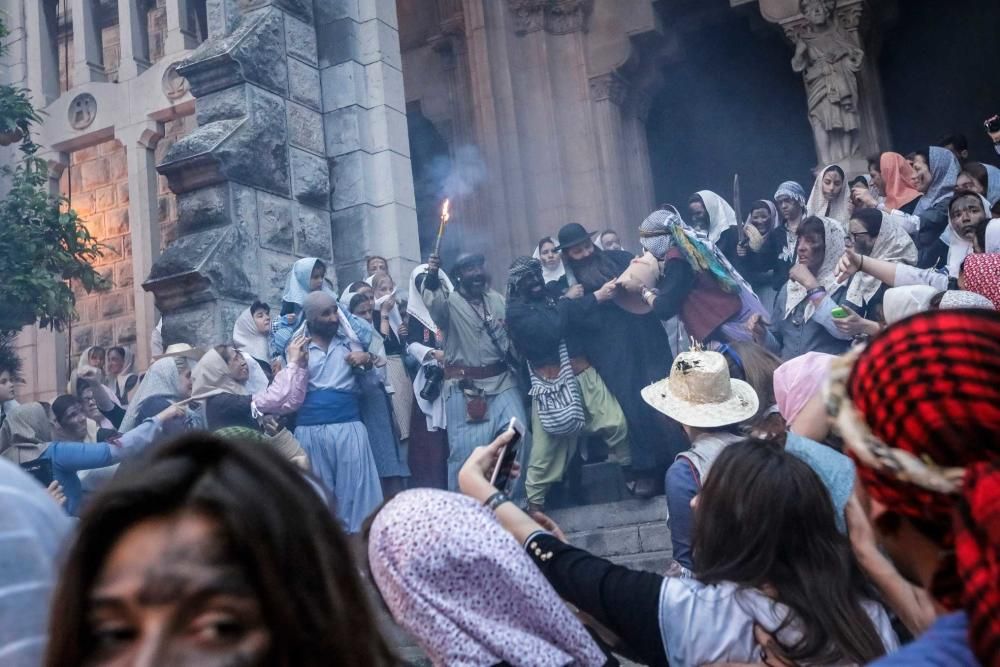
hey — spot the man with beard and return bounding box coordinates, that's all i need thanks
[506,257,631,512]
[557,223,687,497]
[423,252,531,491]
[294,291,383,533]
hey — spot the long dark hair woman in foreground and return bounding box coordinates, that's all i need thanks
[458,435,898,666]
[45,433,395,667]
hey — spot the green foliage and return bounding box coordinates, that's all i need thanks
[0,19,43,137]
[0,17,108,334]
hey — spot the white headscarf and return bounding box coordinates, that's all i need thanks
[119,357,188,432]
[367,273,404,339]
[532,237,565,284]
[408,264,454,334]
[232,307,271,362]
[806,165,851,226]
[695,190,738,244]
[882,285,938,325]
[282,257,361,344]
[192,348,250,398]
[943,195,995,278]
[845,214,917,306]
[784,217,847,321]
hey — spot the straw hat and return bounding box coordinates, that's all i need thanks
[157,343,205,361]
[641,350,758,428]
[613,252,661,315]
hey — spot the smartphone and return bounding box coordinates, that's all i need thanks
[831,306,849,319]
[21,458,54,487]
[490,417,524,495]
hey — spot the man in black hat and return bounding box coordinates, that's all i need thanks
[557,223,687,497]
[422,252,531,491]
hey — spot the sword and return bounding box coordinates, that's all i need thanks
[733,173,746,247]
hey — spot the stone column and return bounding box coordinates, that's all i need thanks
[318,0,421,283]
[69,0,107,84]
[22,0,61,105]
[117,0,151,80]
[589,72,629,235]
[164,0,197,54]
[120,122,163,369]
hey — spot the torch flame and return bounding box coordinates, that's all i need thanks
[440,198,451,224]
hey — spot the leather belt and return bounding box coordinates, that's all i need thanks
[445,361,508,381]
[533,357,590,381]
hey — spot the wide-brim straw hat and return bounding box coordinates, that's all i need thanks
[157,343,206,361]
[613,252,660,315]
[642,350,758,428]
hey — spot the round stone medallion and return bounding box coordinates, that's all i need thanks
[68,93,97,130]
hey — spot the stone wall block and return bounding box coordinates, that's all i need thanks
[117,181,129,205]
[116,318,137,343]
[94,322,115,348]
[202,227,259,301]
[101,292,128,319]
[73,192,96,217]
[323,105,362,156]
[285,14,318,66]
[358,0,397,28]
[196,85,250,125]
[258,191,296,252]
[315,0,361,24]
[330,204,368,266]
[95,186,115,212]
[80,158,110,191]
[212,87,291,196]
[320,60,366,111]
[290,147,331,207]
[287,101,325,154]
[258,249,301,304]
[363,61,405,113]
[180,9,288,97]
[177,184,232,234]
[294,204,333,260]
[107,150,128,181]
[358,18,400,70]
[105,208,130,236]
[288,57,322,110]
[238,0,313,23]
[73,325,94,351]
[116,260,134,288]
[330,151,365,210]
[317,17,359,68]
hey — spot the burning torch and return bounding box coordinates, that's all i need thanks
[433,198,450,257]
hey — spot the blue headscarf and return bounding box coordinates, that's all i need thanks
[280,257,370,347]
[915,146,960,215]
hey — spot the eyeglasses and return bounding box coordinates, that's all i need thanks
[849,231,871,242]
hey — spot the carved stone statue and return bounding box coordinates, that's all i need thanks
[790,0,864,164]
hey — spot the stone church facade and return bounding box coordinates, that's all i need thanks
[4,0,998,400]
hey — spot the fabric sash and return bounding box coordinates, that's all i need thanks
[296,388,360,426]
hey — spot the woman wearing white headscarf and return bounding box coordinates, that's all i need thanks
[532,236,567,295]
[688,190,739,263]
[119,356,198,435]
[104,345,139,406]
[734,199,785,310]
[65,346,106,395]
[806,165,850,226]
[750,216,853,360]
[232,301,275,391]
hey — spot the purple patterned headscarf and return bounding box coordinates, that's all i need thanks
[368,489,607,667]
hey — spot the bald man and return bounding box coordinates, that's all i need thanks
[294,291,383,532]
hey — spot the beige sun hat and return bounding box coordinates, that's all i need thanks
[641,350,758,428]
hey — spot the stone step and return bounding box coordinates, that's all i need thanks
[611,549,673,574]
[547,495,669,533]
[565,521,671,559]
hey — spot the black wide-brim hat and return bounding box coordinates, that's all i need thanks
[555,223,594,252]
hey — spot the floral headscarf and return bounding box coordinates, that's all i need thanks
[783,216,847,321]
[368,489,607,667]
[961,253,1000,310]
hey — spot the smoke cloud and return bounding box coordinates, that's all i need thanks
[427,144,487,199]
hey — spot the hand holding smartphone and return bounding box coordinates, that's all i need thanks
[489,417,524,495]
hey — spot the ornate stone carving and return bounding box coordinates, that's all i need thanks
[68,93,98,130]
[788,0,865,164]
[162,63,190,100]
[589,72,628,105]
[545,0,590,35]
[508,0,546,35]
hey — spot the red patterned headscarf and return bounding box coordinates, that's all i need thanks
[844,309,1000,666]
[961,252,1000,310]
